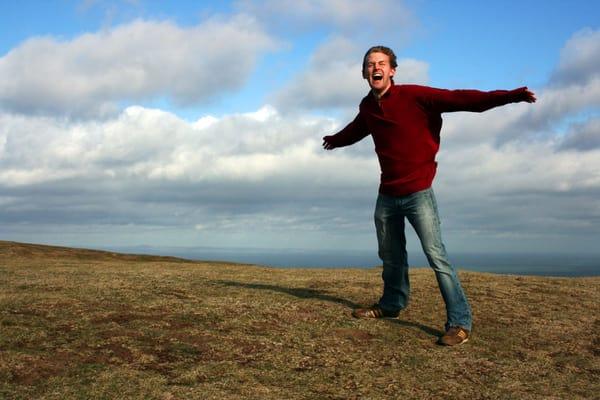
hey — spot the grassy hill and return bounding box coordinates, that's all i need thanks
[1,240,598,399]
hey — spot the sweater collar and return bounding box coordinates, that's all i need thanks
[370,83,397,102]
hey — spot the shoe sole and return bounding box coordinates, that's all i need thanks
[352,312,399,319]
[438,337,469,346]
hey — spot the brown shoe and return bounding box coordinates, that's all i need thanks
[352,304,399,319]
[438,326,470,346]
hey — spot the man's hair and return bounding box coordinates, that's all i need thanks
[362,46,398,78]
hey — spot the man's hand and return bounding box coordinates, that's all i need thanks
[517,86,536,103]
[322,136,336,150]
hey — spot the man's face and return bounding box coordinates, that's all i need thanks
[364,52,395,95]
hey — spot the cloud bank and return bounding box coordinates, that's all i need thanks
[0,14,598,255]
[0,15,276,118]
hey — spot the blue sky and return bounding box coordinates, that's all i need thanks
[0,0,599,259]
[3,1,595,114]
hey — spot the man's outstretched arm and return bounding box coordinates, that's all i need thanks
[322,113,369,151]
[421,86,536,113]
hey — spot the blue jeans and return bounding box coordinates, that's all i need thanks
[374,188,472,331]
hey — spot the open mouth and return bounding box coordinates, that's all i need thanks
[372,72,383,81]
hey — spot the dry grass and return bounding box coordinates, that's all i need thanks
[1,240,598,399]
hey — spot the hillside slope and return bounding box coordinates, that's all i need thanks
[1,241,598,399]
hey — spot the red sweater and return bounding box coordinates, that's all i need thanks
[327,84,527,196]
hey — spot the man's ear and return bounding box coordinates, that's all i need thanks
[390,68,396,78]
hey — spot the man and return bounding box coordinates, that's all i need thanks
[322,46,536,346]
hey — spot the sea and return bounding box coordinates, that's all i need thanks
[106,245,600,277]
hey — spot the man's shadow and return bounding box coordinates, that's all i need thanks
[213,280,443,337]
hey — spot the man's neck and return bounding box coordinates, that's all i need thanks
[372,83,392,100]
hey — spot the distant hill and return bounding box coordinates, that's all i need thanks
[0,240,192,263]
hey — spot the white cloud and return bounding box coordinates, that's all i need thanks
[435,140,600,246]
[550,28,600,87]
[558,117,600,151]
[273,38,365,110]
[236,0,414,33]
[0,15,276,118]
[0,103,377,249]
[0,103,377,195]
[441,76,600,147]
[511,77,600,136]
[394,59,430,85]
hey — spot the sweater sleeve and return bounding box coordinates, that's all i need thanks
[417,86,528,113]
[326,112,370,148]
